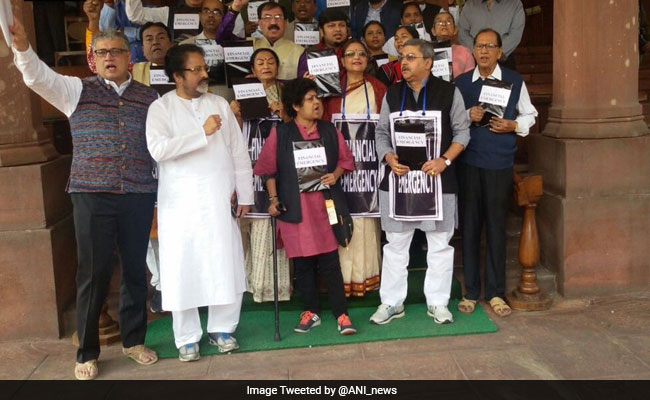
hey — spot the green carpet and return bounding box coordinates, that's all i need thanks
[145,270,497,359]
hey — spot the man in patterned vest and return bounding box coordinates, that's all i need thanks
[11,15,159,380]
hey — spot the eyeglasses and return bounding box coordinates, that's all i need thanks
[343,50,368,58]
[184,65,211,74]
[398,54,426,63]
[435,20,454,26]
[260,14,284,21]
[474,43,500,50]
[201,9,223,16]
[93,48,128,58]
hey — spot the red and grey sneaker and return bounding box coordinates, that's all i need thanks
[294,311,321,333]
[337,314,357,335]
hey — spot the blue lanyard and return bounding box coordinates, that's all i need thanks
[341,75,371,120]
[399,83,427,116]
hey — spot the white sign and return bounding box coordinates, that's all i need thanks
[295,30,320,46]
[431,59,450,78]
[434,47,452,61]
[173,13,200,30]
[195,39,224,66]
[327,0,350,7]
[294,147,328,168]
[247,1,265,23]
[395,132,426,148]
[307,55,339,75]
[149,69,173,85]
[224,46,255,63]
[478,84,512,107]
[375,57,390,68]
[233,83,267,100]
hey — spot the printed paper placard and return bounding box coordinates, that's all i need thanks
[307,55,339,75]
[431,59,451,78]
[395,131,427,147]
[173,13,200,30]
[295,30,320,46]
[478,84,511,107]
[327,0,350,7]
[247,1,265,23]
[375,57,390,68]
[224,46,255,63]
[294,147,328,169]
[196,39,224,65]
[233,83,266,100]
[149,69,173,85]
[434,47,452,60]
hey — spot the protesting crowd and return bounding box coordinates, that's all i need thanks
[8,0,536,380]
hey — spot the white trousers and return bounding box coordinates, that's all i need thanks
[380,229,455,307]
[146,238,161,290]
[171,293,243,348]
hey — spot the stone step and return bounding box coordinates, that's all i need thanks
[522,73,553,84]
[515,54,553,64]
[517,63,553,74]
[514,46,552,55]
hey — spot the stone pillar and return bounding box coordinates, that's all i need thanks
[530,0,650,296]
[0,0,76,339]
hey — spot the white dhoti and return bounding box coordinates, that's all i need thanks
[380,229,454,307]
[171,294,243,348]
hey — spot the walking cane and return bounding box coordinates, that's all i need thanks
[271,216,281,341]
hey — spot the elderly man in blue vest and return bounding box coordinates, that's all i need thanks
[454,28,538,318]
[371,39,470,326]
[11,15,159,380]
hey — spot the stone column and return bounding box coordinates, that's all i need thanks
[530,0,650,296]
[0,0,76,339]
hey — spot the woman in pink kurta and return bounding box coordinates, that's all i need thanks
[431,10,476,78]
[253,78,357,336]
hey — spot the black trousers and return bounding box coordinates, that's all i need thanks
[71,192,156,363]
[458,163,513,301]
[293,250,348,318]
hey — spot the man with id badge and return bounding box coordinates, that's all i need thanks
[253,78,357,335]
[455,28,537,318]
[371,39,471,326]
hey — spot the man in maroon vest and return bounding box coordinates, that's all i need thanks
[10,12,159,380]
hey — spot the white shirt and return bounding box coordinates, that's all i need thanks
[126,0,169,25]
[382,29,432,58]
[365,0,387,27]
[471,64,538,137]
[13,45,133,118]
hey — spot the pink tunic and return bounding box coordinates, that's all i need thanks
[253,121,355,259]
[452,44,476,78]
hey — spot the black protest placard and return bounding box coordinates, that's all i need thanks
[326,0,351,18]
[332,114,380,217]
[306,49,341,97]
[232,78,272,120]
[477,78,513,126]
[294,23,320,47]
[148,65,175,95]
[389,111,443,221]
[293,140,329,192]
[245,117,281,218]
[223,40,255,88]
[195,39,225,85]
[432,40,453,83]
[394,121,427,170]
[168,7,201,44]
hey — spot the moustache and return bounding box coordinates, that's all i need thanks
[268,25,280,30]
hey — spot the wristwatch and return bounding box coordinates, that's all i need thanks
[441,155,452,167]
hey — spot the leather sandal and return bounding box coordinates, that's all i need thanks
[458,297,477,314]
[122,344,158,366]
[489,297,512,317]
[74,360,98,380]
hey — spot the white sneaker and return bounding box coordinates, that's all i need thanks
[369,304,405,325]
[178,343,200,362]
[427,305,454,324]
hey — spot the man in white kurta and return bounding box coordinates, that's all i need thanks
[146,44,254,361]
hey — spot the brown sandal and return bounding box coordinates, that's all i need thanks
[74,360,98,380]
[123,345,158,366]
[489,297,512,317]
[458,297,477,314]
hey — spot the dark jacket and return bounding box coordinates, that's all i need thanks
[351,0,402,40]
